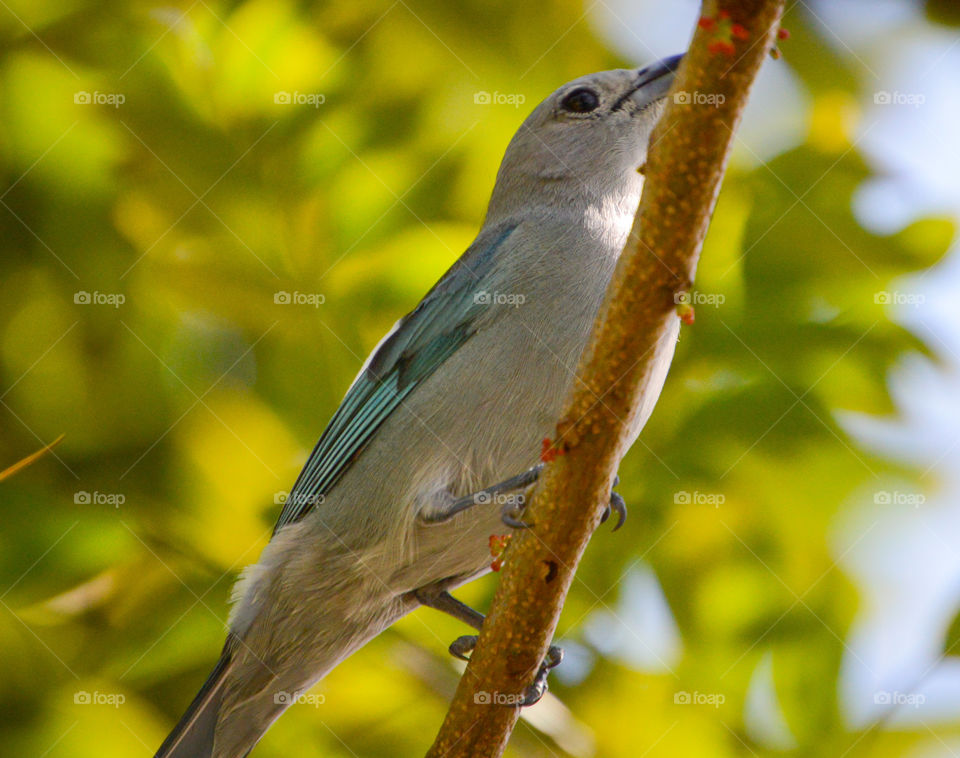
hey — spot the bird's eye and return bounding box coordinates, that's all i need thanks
[560,88,600,113]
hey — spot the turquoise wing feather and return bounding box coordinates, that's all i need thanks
[273,221,519,533]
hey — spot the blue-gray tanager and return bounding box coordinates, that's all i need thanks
[155,54,682,758]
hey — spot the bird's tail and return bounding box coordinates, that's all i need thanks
[154,643,235,758]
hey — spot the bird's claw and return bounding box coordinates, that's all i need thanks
[599,474,626,531]
[520,645,564,706]
[447,636,563,707]
[601,491,627,531]
[501,498,533,529]
[449,634,478,661]
[499,480,625,531]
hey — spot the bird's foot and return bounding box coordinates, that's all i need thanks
[600,491,627,530]
[502,476,626,531]
[599,474,626,530]
[501,498,533,529]
[447,635,563,707]
[520,645,564,706]
[449,634,478,661]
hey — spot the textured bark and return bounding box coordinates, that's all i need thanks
[426,2,786,755]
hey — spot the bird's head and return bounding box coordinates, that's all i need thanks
[486,54,682,219]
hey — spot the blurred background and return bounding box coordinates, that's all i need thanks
[2,0,959,755]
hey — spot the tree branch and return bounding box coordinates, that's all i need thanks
[426,2,786,755]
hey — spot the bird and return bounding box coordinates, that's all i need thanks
[155,53,683,758]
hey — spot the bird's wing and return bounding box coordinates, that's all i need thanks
[273,221,519,533]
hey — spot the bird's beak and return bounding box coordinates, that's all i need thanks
[628,53,684,108]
